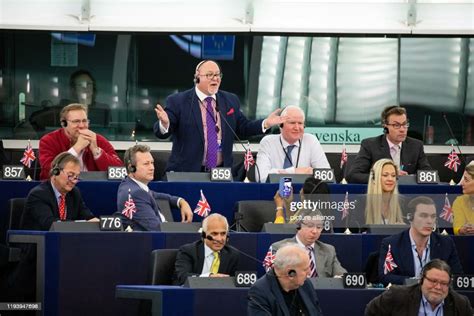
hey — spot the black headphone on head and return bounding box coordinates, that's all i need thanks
[288,269,297,277]
[127,160,136,173]
[51,152,72,176]
[193,60,221,84]
[60,119,68,128]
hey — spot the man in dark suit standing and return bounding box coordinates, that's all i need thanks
[366,259,473,315]
[173,213,239,285]
[154,59,285,173]
[21,152,98,230]
[115,144,193,231]
[378,196,463,286]
[347,105,431,183]
[248,244,324,316]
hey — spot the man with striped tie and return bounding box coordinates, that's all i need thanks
[263,209,346,278]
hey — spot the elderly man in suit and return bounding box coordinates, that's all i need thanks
[173,213,239,285]
[154,59,284,173]
[347,105,431,183]
[366,259,473,315]
[378,196,463,285]
[21,152,98,230]
[248,244,324,316]
[264,208,347,277]
[115,144,192,231]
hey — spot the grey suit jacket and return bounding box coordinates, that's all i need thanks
[269,237,347,277]
[347,135,431,184]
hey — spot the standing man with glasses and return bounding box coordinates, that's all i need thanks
[366,259,473,316]
[154,60,285,173]
[378,196,463,286]
[347,105,431,183]
[21,152,98,231]
[39,103,122,179]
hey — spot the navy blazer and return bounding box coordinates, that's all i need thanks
[21,181,94,231]
[248,269,323,316]
[115,177,179,231]
[378,229,463,285]
[347,135,431,183]
[153,88,264,172]
[173,240,239,285]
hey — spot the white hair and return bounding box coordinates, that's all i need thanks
[273,243,306,270]
[202,213,229,233]
[280,105,305,121]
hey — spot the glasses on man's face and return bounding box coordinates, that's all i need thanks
[386,122,410,129]
[62,170,80,182]
[199,72,223,80]
[424,275,450,288]
[67,119,90,126]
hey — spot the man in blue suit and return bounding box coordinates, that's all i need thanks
[378,196,463,285]
[154,59,284,173]
[115,144,193,231]
[248,243,323,316]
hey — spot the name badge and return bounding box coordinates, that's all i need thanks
[108,166,127,180]
[234,271,257,287]
[210,167,232,182]
[99,216,123,231]
[416,170,438,184]
[343,273,366,288]
[453,275,474,290]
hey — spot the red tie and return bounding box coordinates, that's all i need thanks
[59,194,66,221]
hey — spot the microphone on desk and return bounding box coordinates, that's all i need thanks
[203,234,265,267]
[215,104,262,182]
[442,112,466,165]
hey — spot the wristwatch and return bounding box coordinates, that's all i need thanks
[93,147,102,158]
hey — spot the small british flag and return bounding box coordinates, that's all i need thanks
[340,191,350,220]
[20,141,36,168]
[263,246,275,271]
[194,190,211,217]
[244,144,255,172]
[340,144,348,169]
[122,189,137,219]
[384,244,398,275]
[444,146,461,172]
[439,193,453,223]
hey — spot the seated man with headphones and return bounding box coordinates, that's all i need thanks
[256,105,330,183]
[153,59,284,173]
[347,105,431,184]
[173,213,239,285]
[378,196,463,286]
[114,144,193,231]
[39,103,123,180]
[366,259,473,315]
[21,152,98,230]
[264,208,347,278]
[248,243,324,316]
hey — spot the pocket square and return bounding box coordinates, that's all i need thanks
[226,108,235,116]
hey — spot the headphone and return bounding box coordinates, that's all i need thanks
[50,152,73,176]
[288,269,297,277]
[127,160,136,173]
[193,60,221,84]
[60,119,68,128]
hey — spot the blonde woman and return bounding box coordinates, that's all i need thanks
[365,159,404,224]
[453,161,474,235]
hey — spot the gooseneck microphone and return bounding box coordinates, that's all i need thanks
[442,112,466,165]
[204,234,265,266]
[214,104,262,182]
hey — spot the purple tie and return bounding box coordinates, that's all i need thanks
[205,97,218,169]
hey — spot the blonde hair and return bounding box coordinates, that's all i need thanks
[365,159,403,224]
[465,161,474,177]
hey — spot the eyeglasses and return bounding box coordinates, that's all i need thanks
[424,276,450,288]
[386,122,410,129]
[301,221,323,230]
[67,119,90,125]
[198,72,223,80]
[62,170,80,182]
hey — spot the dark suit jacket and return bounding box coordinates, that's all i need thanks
[365,283,473,316]
[378,229,463,285]
[173,240,239,285]
[20,181,94,231]
[114,176,179,231]
[248,269,323,316]
[153,88,264,172]
[347,135,431,183]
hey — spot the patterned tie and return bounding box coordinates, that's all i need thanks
[307,246,317,277]
[391,145,401,168]
[283,145,296,169]
[59,194,66,221]
[205,97,218,169]
[211,251,220,274]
